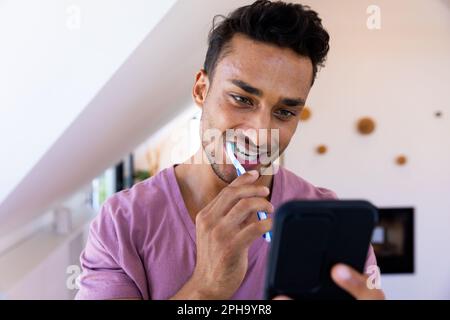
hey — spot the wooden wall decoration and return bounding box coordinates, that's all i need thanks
[303,111,414,168]
[396,155,407,166]
[357,117,376,135]
[300,106,311,121]
[316,144,327,155]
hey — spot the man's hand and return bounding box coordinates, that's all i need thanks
[331,263,385,300]
[273,263,385,300]
[171,170,273,300]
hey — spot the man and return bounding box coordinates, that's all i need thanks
[76,0,384,300]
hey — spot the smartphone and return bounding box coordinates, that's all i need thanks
[264,200,378,300]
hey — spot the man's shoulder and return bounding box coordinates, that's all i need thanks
[88,167,177,246]
[278,166,338,200]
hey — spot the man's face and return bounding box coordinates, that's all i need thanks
[194,33,313,183]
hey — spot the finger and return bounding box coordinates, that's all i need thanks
[221,197,274,228]
[208,184,270,221]
[232,219,273,251]
[229,170,260,186]
[331,264,384,300]
[211,197,273,242]
[198,171,260,219]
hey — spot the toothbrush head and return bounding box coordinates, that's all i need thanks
[226,141,246,176]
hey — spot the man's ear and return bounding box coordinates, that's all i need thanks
[192,69,210,109]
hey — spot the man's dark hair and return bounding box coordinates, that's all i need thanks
[204,0,330,86]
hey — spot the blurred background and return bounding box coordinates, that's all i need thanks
[0,0,449,299]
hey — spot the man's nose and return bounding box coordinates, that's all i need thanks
[240,111,272,147]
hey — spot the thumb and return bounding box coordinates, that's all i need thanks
[331,264,368,299]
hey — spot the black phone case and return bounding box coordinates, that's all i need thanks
[264,200,378,300]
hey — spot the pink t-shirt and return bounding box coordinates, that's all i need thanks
[76,165,376,300]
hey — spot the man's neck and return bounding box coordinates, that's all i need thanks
[174,149,273,221]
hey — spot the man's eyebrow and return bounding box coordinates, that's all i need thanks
[230,78,305,107]
[230,79,263,97]
[280,98,305,107]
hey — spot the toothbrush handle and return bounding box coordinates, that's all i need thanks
[257,211,272,243]
[236,169,272,243]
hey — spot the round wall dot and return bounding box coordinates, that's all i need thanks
[300,106,311,121]
[316,144,327,155]
[395,155,407,166]
[435,111,442,118]
[357,117,376,135]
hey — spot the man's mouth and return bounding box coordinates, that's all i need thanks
[224,140,270,170]
[234,142,259,163]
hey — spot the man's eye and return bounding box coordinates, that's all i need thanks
[275,109,296,120]
[231,94,253,106]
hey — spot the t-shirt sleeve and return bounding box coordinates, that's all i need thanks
[316,187,339,200]
[75,201,142,300]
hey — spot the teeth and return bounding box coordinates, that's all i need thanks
[235,144,258,161]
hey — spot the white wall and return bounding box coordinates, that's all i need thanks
[285,0,450,299]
